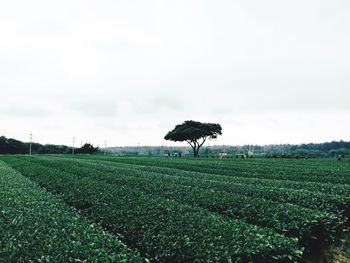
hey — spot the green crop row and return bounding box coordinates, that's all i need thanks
[25,156,346,251]
[61,156,350,197]
[0,160,142,262]
[39,156,350,218]
[77,156,350,184]
[2,156,302,262]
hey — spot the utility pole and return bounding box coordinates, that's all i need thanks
[72,137,75,155]
[29,132,33,155]
[104,140,107,155]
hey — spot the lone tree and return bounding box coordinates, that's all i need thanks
[164,120,222,157]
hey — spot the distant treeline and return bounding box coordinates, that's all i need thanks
[0,136,98,155]
[1,135,349,157]
[109,141,350,158]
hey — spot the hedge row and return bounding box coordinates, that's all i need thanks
[81,156,350,184]
[43,156,350,218]
[2,157,302,262]
[0,160,142,262]
[65,156,350,196]
[25,156,346,251]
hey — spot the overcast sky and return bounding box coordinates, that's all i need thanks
[1,0,349,147]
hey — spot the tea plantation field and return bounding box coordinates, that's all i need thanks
[1,155,350,262]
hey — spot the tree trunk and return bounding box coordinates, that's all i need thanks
[187,141,201,158]
[193,147,199,157]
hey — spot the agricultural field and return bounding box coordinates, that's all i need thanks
[1,155,350,262]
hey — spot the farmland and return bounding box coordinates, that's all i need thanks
[1,156,350,262]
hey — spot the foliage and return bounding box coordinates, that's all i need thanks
[76,143,99,154]
[99,157,350,217]
[164,120,222,157]
[0,160,142,262]
[2,155,350,261]
[24,156,345,250]
[2,156,302,262]
[1,134,349,157]
[0,136,27,154]
[0,136,71,154]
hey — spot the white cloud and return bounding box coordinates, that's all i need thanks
[0,0,349,146]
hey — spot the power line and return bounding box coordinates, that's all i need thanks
[104,140,107,155]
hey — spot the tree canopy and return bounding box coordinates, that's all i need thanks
[164,120,222,157]
[0,136,71,154]
[76,143,99,154]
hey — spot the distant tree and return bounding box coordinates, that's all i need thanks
[77,143,99,154]
[27,142,43,154]
[3,138,27,154]
[164,120,222,157]
[40,144,70,154]
[0,136,8,154]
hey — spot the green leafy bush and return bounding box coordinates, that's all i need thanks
[0,161,142,262]
[2,157,302,262]
[24,156,345,250]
